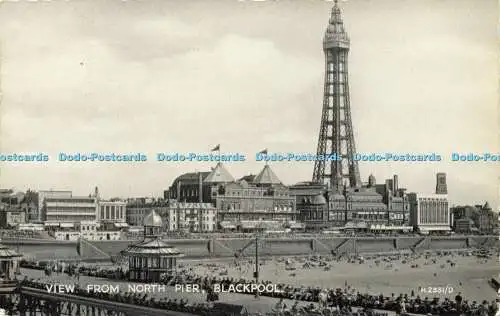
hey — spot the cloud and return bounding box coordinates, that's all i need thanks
[0,0,497,209]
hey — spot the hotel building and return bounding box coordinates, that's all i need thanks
[37,190,72,222]
[290,174,410,231]
[408,193,451,234]
[126,201,217,233]
[41,196,97,229]
[167,163,301,232]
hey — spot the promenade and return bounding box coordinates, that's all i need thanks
[17,248,500,315]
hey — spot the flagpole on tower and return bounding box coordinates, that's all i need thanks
[211,144,221,160]
[258,149,268,166]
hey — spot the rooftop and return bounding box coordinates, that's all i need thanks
[143,209,163,227]
[253,165,282,185]
[122,239,183,257]
[204,163,235,183]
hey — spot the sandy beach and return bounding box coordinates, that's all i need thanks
[19,250,499,314]
[187,252,500,302]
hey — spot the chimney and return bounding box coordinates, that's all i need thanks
[393,175,398,196]
[177,180,182,201]
[385,179,393,193]
[198,172,203,203]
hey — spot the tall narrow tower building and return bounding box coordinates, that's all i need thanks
[312,0,361,193]
[435,172,448,194]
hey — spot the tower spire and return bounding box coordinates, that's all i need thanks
[313,3,361,192]
[325,0,349,49]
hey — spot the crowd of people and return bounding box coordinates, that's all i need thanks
[17,257,500,315]
[164,274,499,316]
[17,278,396,316]
[18,278,221,315]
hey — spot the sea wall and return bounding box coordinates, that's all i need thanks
[2,236,497,261]
[3,241,79,260]
[80,236,498,260]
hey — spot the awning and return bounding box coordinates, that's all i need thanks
[44,222,60,226]
[114,222,128,227]
[60,223,74,228]
[241,222,258,229]
[420,226,451,231]
[290,223,305,229]
[220,222,236,229]
[370,225,412,230]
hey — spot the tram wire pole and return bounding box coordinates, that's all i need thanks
[254,234,259,299]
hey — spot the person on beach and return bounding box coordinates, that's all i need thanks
[455,292,463,305]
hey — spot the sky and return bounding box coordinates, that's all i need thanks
[0,0,498,209]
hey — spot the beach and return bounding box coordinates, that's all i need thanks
[187,252,500,302]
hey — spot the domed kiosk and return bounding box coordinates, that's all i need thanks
[0,240,22,281]
[121,209,183,282]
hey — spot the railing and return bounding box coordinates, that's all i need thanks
[19,286,196,316]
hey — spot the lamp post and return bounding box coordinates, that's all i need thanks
[254,234,259,299]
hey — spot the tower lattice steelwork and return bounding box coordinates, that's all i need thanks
[312,0,361,193]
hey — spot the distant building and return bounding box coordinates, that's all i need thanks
[0,206,26,228]
[42,196,97,229]
[373,175,410,226]
[38,190,72,222]
[167,172,211,203]
[435,173,448,194]
[451,205,478,232]
[165,202,217,232]
[213,164,299,231]
[290,174,410,231]
[127,204,169,227]
[289,182,329,229]
[97,200,127,224]
[20,190,38,223]
[408,193,451,234]
[167,163,299,232]
[477,202,497,234]
[126,201,217,232]
[0,191,25,206]
[454,218,474,234]
[451,203,497,234]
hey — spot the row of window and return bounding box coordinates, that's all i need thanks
[46,216,94,220]
[129,257,176,269]
[46,207,96,212]
[100,206,124,220]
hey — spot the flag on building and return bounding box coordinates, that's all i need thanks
[211,144,220,152]
[259,149,268,155]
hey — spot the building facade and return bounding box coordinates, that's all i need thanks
[38,190,72,222]
[211,164,299,231]
[0,208,26,228]
[97,200,127,223]
[290,174,410,230]
[477,202,497,234]
[408,193,450,233]
[435,173,448,195]
[167,172,211,203]
[167,163,299,232]
[126,201,217,232]
[127,204,169,227]
[454,218,474,234]
[164,202,217,232]
[42,196,97,228]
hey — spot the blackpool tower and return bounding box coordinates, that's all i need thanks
[312,0,361,193]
